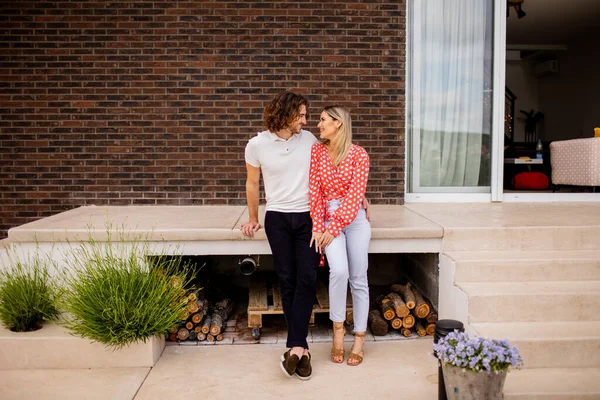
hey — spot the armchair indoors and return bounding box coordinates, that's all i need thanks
[550,138,600,188]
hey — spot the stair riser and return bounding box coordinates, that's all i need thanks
[506,395,600,400]
[511,339,600,368]
[456,260,600,282]
[444,227,600,251]
[468,294,600,322]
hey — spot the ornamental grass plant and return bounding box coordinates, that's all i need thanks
[434,330,523,374]
[0,251,60,332]
[61,229,195,349]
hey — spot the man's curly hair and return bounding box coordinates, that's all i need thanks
[263,91,309,132]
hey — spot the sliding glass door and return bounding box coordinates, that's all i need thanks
[407,0,495,197]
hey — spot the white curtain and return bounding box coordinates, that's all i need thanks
[411,0,489,188]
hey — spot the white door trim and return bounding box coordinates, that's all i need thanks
[406,193,492,203]
[407,0,422,193]
[491,0,507,202]
[503,193,600,202]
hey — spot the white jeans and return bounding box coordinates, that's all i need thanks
[325,199,371,333]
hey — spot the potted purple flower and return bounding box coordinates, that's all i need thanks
[433,330,523,400]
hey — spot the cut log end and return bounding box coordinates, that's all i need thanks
[415,304,431,319]
[191,313,202,324]
[187,301,200,314]
[426,311,438,324]
[402,314,415,329]
[201,316,212,334]
[390,317,403,330]
[409,285,429,318]
[178,309,190,321]
[387,292,410,318]
[391,283,416,309]
[210,314,225,336]
[177,328,190,341]
[380,301,396,321]
[426,323,435,336]
[415,321,426,337]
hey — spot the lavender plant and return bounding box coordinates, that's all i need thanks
[434,330,523,374]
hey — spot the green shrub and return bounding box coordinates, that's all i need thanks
[0,253,60,332]
[61,232,194,349]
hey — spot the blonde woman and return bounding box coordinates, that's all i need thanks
[309,105,370,366]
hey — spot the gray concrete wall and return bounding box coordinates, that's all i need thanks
[399,253,439,308]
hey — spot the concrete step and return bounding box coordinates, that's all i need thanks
[471,321,600,368]
[459,281,600,322]
[447,250,600,282]
[504,367,600,399]
[443,226,600,251]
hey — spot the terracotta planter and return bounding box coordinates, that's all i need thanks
[442,363,507,400]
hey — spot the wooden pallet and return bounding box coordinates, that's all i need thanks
[247,273,353,328]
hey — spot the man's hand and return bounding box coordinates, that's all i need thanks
[317,231,335,249]
[310,231,323,253]
[241,221,261,238]
[362,197,370,221]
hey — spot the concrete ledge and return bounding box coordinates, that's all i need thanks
[7,205,444,254]
[0,322,165,369]
[0,238,11,268]
[7,206,248,243]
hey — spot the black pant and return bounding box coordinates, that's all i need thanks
[265,211,320,349]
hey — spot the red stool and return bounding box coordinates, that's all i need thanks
[512,172,549,190]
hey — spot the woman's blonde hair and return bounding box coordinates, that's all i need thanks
[321,105,352,166]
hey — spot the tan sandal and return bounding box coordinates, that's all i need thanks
[347,332,365,366]
[331,322,346,363]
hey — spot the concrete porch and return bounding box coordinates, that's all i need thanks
[1,202,600,399]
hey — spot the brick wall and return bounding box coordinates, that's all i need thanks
[0,0,406,238]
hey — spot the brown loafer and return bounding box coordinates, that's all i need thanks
[280,351,299,378]
[295,352,312,380]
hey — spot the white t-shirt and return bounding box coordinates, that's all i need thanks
[245,129,318,213]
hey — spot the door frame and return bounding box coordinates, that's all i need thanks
[406,0,599,203]
[490,0,507,202]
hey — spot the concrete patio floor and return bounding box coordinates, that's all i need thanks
[0,340,439,400]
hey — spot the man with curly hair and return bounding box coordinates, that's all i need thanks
[241,91,320,380]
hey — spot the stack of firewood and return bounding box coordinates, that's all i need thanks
[168,293,234,343]
[369,283,438,337]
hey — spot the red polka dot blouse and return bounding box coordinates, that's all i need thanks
[309,143,370,237]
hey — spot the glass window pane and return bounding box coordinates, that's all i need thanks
[408,0,493,192]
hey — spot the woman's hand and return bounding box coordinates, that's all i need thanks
[318,231,335,249]
[310,232,323,252]
[362,197,370,221]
